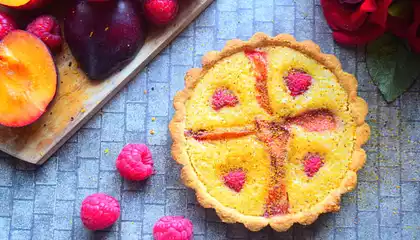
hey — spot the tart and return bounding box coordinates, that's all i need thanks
[169,33,370,231]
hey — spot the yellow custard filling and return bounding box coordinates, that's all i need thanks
[184,45,357,216]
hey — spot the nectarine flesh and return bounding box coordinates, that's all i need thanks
[0,0,49,9]
[0,30,57,127]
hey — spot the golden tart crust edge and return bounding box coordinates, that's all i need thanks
[169,32,371,232]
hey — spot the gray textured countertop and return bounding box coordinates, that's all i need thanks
[1,0,420,239]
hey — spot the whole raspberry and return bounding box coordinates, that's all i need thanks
[223,169,246,192]
[304,154,324,177]
[0,13,17,40]
[26,15,62,51]
[153,216,193,240]
[80,193,120,230]
[144,0,179,26]
[212,88,239,111]
[285,70,313,96]
[116,144,154,181]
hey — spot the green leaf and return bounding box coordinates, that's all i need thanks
[388,0,412,18]
[366,34,420,103]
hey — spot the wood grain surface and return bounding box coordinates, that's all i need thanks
[0,0,214,164]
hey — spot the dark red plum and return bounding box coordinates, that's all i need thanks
[64,0,146,80]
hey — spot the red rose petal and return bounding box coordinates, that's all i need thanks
[360,0,377,12]
[332,21,386,45]
[321,0,368,32]
[387,16,411,39]
[407,1,420,53]
[321,0,392,45]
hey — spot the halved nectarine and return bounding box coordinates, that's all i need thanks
[0,30,57,127]
[0,0,50,10]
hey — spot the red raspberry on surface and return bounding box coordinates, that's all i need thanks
[80,193,120,231]
[26,15,62,51]
[223,169,246,192]
[304,154,324,177]
[212,88,239,111]
[116,144,154,181]
[0,13,17,40]
[153,216,193,240]
[144,0,179,26]
[285,70,313,96]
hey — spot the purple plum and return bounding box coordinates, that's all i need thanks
[64,0,146,80]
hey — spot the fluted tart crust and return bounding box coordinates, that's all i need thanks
[169,33,370,232]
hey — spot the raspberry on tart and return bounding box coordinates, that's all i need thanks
[303,154,324,177]
[211,88,239,111]
[170,33,370,232]
[285,69,313,96]
[223,169,246,192]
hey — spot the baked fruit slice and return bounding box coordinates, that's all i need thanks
[170,33,370,231]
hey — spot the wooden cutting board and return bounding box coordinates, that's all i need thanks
[0,0,214,164]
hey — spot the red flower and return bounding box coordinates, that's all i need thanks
[321,0,392,45]
[387,0,420,53]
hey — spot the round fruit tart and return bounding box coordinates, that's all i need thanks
[169,33,370,231]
